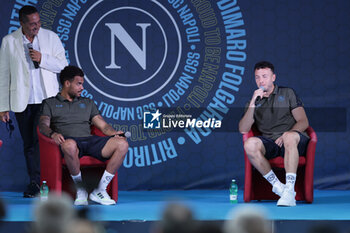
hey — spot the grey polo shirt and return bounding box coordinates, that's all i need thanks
[247,85,308,141]
[41,93,100,137]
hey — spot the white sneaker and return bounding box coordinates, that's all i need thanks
[272,183,285,197]
[89,190,116,205]
[74,189,88,206]
[277,188,296,207]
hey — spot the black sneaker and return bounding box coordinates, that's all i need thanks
[23,181,40,198]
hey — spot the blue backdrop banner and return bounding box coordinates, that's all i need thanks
[0,0,349,191]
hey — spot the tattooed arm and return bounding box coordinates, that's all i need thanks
[38,115,65,145]
[38,115,52,137]
[91,114,123,136]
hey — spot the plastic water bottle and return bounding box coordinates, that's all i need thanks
[229,179,238,203]
[40,181,49,201]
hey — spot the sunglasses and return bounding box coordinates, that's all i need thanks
[6,119,15,138]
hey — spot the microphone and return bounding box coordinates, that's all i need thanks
[115,131,131,138]
[27,43,39,69]
[255,86,265,106]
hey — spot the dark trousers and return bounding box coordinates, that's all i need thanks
[15,104,41,185]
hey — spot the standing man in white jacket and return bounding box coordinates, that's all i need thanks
[0,5,68,197]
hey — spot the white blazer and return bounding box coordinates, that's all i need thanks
[0,27,68,113]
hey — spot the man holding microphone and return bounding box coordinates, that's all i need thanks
[239,61,310,206]
[0,5,68,197]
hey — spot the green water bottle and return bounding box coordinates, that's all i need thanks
[40,181,49,201]
[229,179,238,203]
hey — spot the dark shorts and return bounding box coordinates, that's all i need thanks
[61,135,112,162]
[256,132,310,160]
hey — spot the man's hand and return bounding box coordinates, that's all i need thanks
[51,132,65,145]
[113,130,128,139]
[0,111,10,123]
[29,49,41,63]
[253,87,265,99]
[275,136,283,147]
[249,88,265,107]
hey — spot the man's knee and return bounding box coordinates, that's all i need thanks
[110,137,129,157]
[282,131,300,148]
[61,139,78,157]
[117,139,129,157]
[244,137,263,157]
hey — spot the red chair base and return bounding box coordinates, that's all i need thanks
[38,126,118,202]
[61,165,118,201]
[246,165,306,201]
[243,126,317,203]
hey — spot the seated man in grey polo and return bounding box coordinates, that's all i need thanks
[238,61,310,207]
[38,65,128,205]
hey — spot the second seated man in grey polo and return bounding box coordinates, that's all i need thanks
[239,61,310,207]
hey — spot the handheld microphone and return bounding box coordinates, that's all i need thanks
[27,43,39,69]
[255,86,265,106]
[115,131,131,138]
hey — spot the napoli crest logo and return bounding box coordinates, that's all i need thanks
[75,0,181,101]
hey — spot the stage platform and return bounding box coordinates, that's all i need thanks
[1,189,350,233]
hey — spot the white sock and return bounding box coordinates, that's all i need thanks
[263,170,283,187]
[97,170,115,191]
[71,172,87,199]
[71,172,82,183]
[285,173,296,191]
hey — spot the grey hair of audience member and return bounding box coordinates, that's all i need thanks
[223,205,271,233]
[33,193,76,233]
[155,202,196,233]
[65,219,102,233]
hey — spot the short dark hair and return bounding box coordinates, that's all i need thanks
[59,66,84,85]
[19,5,38,23]
[254,61,275,73]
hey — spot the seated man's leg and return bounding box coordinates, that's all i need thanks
[282,131,300,174]
[244,137,285,197]
[61,139,88,206]
[89,136,128,205]
[60,139,80,176]
[101,136,129,174]
[277,131,301,207]
[244,137,270,175]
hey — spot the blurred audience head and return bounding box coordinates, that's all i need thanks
[154,202,196,233]
[33,193,76,233]
[194,222,223,233]
[66,207,105,233]
[65,218,101,233]
[223,205,271,233]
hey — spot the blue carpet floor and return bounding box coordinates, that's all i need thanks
[1,189,350,222]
